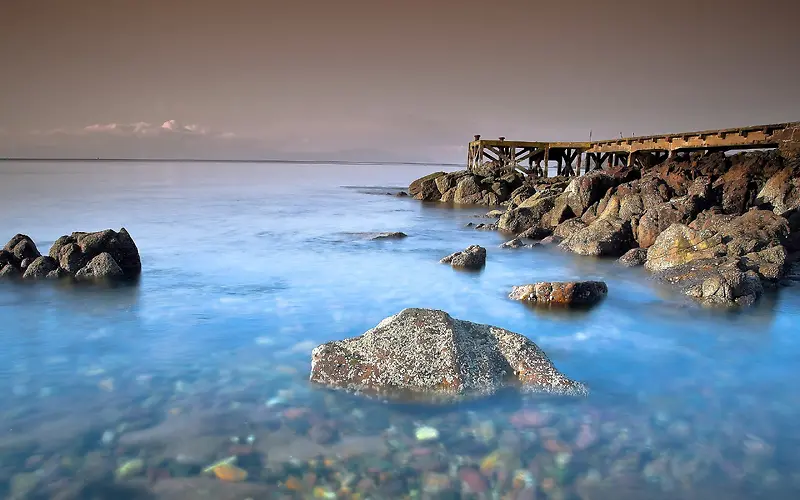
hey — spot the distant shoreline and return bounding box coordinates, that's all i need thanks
[0,157,462,167]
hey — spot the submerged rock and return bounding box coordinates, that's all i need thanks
[370,232,408,240]
[440,245,486,270]
[309,308,588,402]
[509,281,608,306]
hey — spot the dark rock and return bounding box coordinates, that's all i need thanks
[618,248,647,267]
[409,172,445,201]
[500,238,528,249]
[308,308,588,402]
[4,234,41,263]
[56,243,88,274]
[435,170,468,195]
[757,163,800,213]
[440,245,486,270]
[716,209,789,256]
[22,256,60,279]
[75,252,125,280]
[509,281,608,306]
[50,228,142,279]
[453,176,484,204]
[0,264,20,278]
[370,232,407,240]
[395,191,409,197]
[517,226,553,240]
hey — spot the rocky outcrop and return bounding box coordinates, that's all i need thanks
[440,245,486,270]
[409,171,445,201]
[0,228,141,282]
[509,281,608,306]
[370,232,407,240]
[309,308,588,402]
[409,150,800,307]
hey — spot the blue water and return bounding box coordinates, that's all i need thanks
[1,160,799,499]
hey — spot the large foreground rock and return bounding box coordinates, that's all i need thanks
[509,281,608,306]
[440,245,486,270]
[309,308,588,402]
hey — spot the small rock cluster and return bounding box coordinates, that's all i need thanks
[440,244,486,270]
[411,150,800,307]
[0,228,141,282]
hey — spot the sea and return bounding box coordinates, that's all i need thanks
[0,160,799,499]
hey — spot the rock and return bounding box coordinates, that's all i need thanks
[552,218,586,240]
[655,257,763,307]
[711,151,783,214]
[717,209,790,256]
[56,243,88,274]
[644,224,724,273]
[370,232,407,240]
[500,238,529,249]
[21,256,60,280]
[395,191,409,197]
[453,176,484,204]
[75,252,124,280]
[4,234,41,263]
[618,248,647,267]
[309,308,588,402]
[150,477,274,499]
[757,164,800,213]
[440,245,486,270]
[560,217,634,257]
[0,264,20,278]
[498,195,557,234]
[409,172,445,201]
[517,225,553,240]
[486,209,505,218]
[435,170,467,195]
[509,281,608,306]
[560,171,622,217]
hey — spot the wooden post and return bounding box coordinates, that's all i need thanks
[543,147,550,178]
[576,151,583,175]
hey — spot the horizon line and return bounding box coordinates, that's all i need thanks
[0,157,462,167]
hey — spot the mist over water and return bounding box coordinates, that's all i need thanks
[1,161,799,498]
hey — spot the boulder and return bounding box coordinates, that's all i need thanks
[435,170,469,195]
[559,218,634,257]
[440,245,486,270]
[757,164,800,213]
[517,226,553,240]
[655,258,763,307]
[497,195,557,234]
[75,252,125,280]
[716,209,790,257]
[409,172,445,201]
[50,228,142,279]
[509,281,608,306]
[22,256,61,280]
[4,234,41,263]
[552,219,587,240]
[500,238,531,249]
[618,248,647,267]
[309,308,588,402]
[644,224,724,273]
[711,151,783,214]
[453,176,484,204]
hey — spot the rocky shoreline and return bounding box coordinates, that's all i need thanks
[410,150,800,307]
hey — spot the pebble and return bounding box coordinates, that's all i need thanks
[415,426,440,441]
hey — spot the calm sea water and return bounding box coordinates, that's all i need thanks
[1,160,799,499]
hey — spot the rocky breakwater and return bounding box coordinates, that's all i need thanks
[410,150,800,307]
[309,308,588,402]
[0,228,141,282]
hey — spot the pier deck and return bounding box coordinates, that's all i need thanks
[468,121,800,177]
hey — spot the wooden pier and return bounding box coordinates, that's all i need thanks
[467,121,800,177]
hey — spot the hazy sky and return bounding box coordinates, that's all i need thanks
[1,0,798,162]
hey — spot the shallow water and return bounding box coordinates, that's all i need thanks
[1,160,799,499]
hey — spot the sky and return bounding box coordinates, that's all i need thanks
[0,0,798,162]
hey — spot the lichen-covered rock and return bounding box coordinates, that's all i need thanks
[440,245,486,270]
[498,195,557,234]
[409,172,445,201]
[75,252,125,280]
[309,308,588,402]
[618,248,647,267]
[559,218,634,257]
[49,228,141,279]
[509,281,607,306]
[453,175,484,204]
[655,258,763,307]
[22,256,60,280]
[644,224,724,273]
[757,164,800,213]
